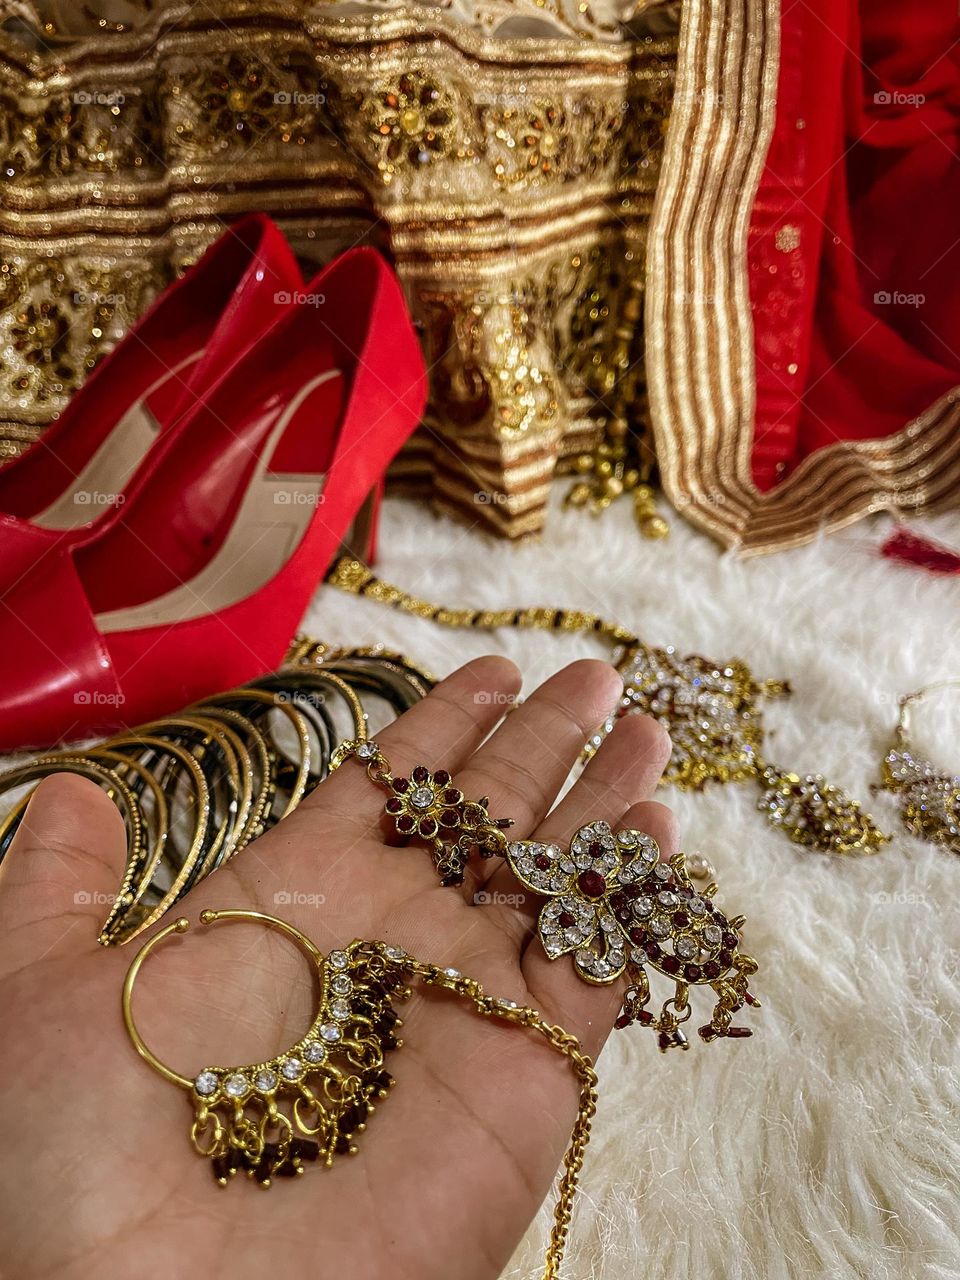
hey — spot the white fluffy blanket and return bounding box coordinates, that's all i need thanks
[308,494,960,1280]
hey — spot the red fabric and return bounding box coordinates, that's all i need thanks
[748,0,960,490]
[881,526,960,574]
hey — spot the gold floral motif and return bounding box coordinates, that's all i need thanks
[0,258,165,413]
[329,72,472,184]
[485,98,625,188]
[168,52,327,156]
[0,88,160,182]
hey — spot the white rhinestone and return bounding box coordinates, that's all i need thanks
[331,999,351,1021]
[575,948,594,967]
[305,1042,327,1064]
[255,1068,278,1092]
[224,1072,249,1098]
[676,936,698,960]
[410,785,434,810]
[634,896,654,918]
[356,741,378,759]
[618,829,639,847]
[651,917,671,938]
[329,951,349,970]
[630,947,646,964]
[703,924,722,946]
[383,945,406,961]
[281,1058,302,1081]
[320,1023,341,1042]
[194,1070,218,1096]
[443,967,461,979]
[657,891,678,908]
[688,897,707,915]
[654,864,671,881]
[560,859,576,874]
[330,975,353,996]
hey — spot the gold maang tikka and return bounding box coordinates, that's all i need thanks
[327,557,888,857]
[877,682,960,854]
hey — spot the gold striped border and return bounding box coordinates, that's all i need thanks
[646,0,960,554]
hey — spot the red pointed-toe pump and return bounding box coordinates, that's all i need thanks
[0,248,426,749]
[0,213,301,586]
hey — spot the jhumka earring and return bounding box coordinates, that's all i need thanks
[876,682,960,854]
[123,909,599,1279]
[327,557,888,857]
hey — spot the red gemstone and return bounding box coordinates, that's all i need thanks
[396,815,415,833]
[616,908,631,924]
[726,1026,753,1038]
[661,955,680,974]
[672,911,689,927]
[385,797,403,814]
[703,960,721,979]
[636,1009,654,1025]
[443,788,462,804]
[419,818,438,837]
[412,766,429,783]
[642,877,660,893]
[718,949,734,967]
[609,891,628,912]
[629,927,646,944]
[614,1014,632,1030]
[576,869,607,898]
[588,840,605,858]
[698,1024,719,1042]
[535,854,551,870]
[624,883,642,900]
[722,932,738,949]
[684,963,701,981]
[744,991,758,1006]
[558,911,576,928]
[645,941,662,960]
[393,777,409,793]
[434,769,450,786]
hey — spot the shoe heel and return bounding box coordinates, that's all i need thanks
[339,478,383,565]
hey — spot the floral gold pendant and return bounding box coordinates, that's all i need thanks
[506,822,760,1050]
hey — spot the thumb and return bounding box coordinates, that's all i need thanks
[0,772,128,977]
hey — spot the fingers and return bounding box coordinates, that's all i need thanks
[0,773,128,978]
[480,713,671,931]
[302,654,521,829]
[455,659,623,899]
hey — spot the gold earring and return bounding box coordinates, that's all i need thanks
[122,910,407,1187]
[877,683,960,854]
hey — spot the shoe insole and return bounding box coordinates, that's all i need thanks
[34,351,204,530]
[95,368,344,632]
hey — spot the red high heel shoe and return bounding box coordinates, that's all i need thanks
[0,213,301,587]
[0,248,426,749]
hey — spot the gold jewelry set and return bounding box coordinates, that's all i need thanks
[329,556,959,859]
[334,737,760,1047]
[2,557,950,1278]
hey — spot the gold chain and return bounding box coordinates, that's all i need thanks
[326,555,639,652]
[408,958,599,1280]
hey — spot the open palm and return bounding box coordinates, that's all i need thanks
[0,656,676,1280]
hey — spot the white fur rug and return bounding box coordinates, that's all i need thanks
[306,494,960,1280]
